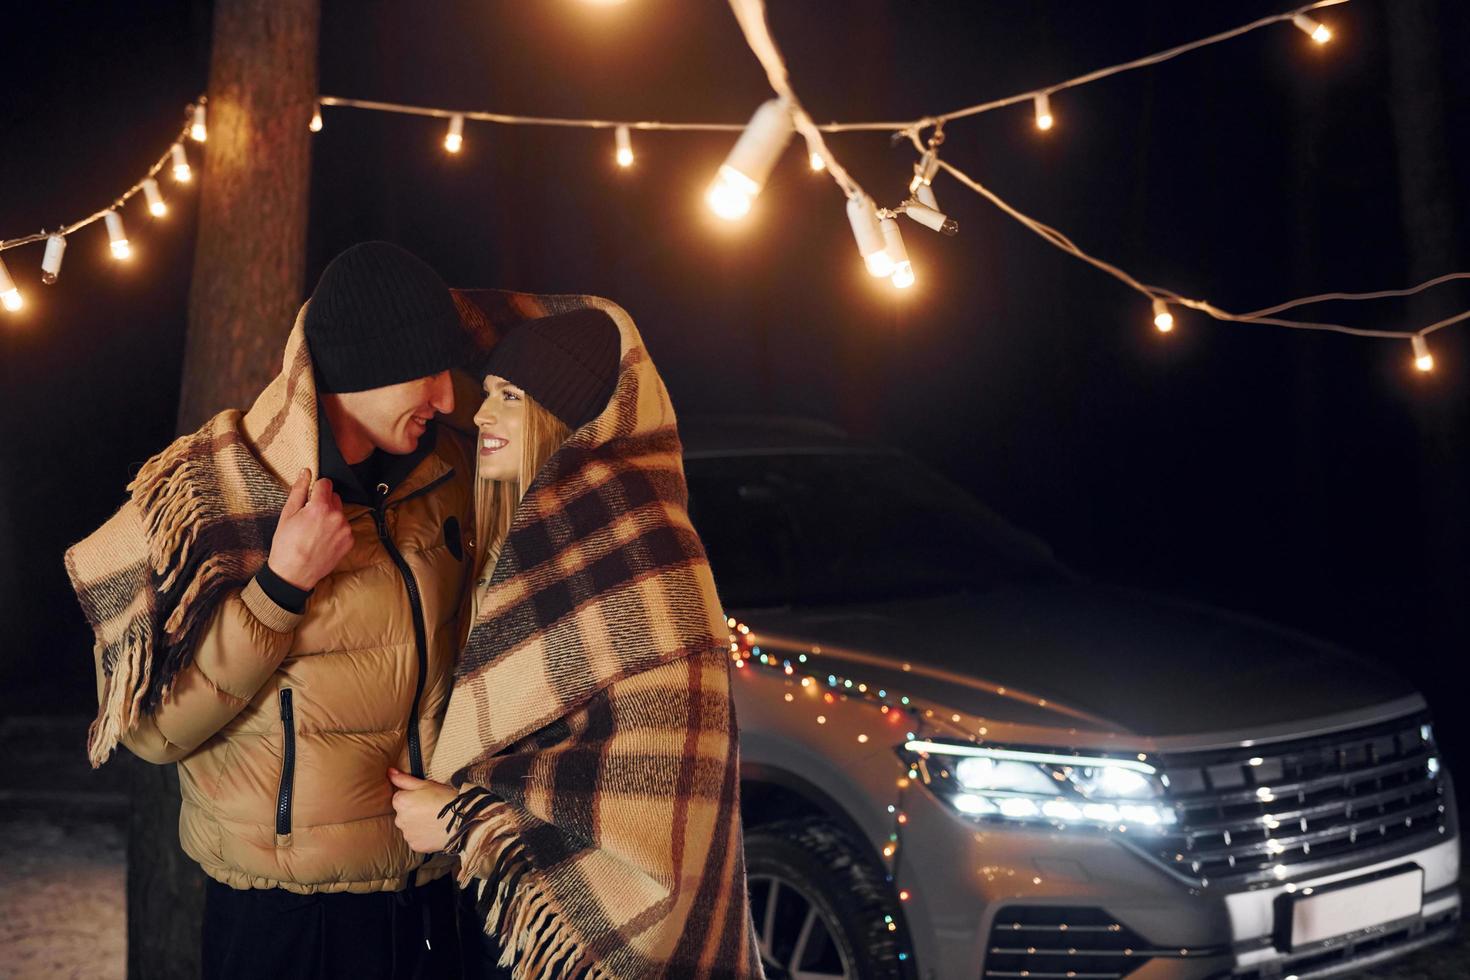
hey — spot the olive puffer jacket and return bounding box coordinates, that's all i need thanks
[111,427,474,894]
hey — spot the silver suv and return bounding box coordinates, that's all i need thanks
[682,418,1460,980]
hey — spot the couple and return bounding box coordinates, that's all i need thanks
[67,243,765,979]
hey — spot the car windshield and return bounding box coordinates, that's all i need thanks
[685,450,1068,609]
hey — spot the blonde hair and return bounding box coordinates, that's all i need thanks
[473,391,571,583]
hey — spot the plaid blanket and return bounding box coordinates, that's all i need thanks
[431,291,764,980]
[65,306,318,768]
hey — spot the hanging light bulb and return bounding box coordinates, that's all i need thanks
[444,114,465,153]
[909,150,939,194]
[1034,93,1055,131]
[615,125,634,167]
[903,200,959,236]
[0,255,22,312]
[142,178,167,217]
[1412,334,1434,372]
[706,99,794,220]
[847,195,894,277]
[881,217,914,289]
[802,130,826,172]
[170,142,192,182]
[190,103,207,142]
[914,183,939,210]
[105,210,131,260]
[309,103,323,132]
[1152,298,1174,333]
[41,234,66,285]
[1291,13,1332,44]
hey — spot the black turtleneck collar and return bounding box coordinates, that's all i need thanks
[317,405,438,508]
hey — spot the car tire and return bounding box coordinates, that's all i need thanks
[744,819,914,980]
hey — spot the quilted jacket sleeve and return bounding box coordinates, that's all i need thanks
[112,577,302,764]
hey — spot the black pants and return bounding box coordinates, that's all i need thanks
[202,876,470,980]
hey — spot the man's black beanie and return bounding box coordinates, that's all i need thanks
[305,241,464,393]
[480,309,621,431]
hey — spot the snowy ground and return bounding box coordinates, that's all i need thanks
[0,714,1464,979]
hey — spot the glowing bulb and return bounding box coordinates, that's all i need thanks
[614,125,634,167]
[142,178,167,217]
[444,114,464,153]
[170,142,192,182]
[309,104,323,132]
[1292,14,1331,44]
[809,152,825,171]
[848,195,893,277]
[1034,93,1054,131]
[706,100,794,220]
[880,217,914,289]
[105,210,130,260]
[1412,334,1434,372]
[0,256,21,311]
[41,234,66,285]
[190,102,207,142]
[1152,298,1174,333]
[904,201,959,236]
[908,149,939,194]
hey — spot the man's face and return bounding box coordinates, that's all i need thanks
[335,370,455,455]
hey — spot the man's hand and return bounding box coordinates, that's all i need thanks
[388,768,459,853]
[267,469,354,591]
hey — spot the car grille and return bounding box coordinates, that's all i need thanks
[982,905,1217,979]
[1150,711,1449,887]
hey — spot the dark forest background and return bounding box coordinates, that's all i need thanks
[2,1,1466,793]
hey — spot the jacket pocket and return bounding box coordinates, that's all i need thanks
[276,688,296,840]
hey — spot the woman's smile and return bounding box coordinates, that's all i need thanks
[480,434,509,456]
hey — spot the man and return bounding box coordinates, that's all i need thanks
[67,242,477,977]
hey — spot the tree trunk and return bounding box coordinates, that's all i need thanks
[130,2,318,978]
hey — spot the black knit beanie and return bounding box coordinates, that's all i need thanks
[305,241,465,393]
[480,309,621,430]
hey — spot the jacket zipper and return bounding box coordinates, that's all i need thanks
[276,688,295,836]
[371,469,454,779]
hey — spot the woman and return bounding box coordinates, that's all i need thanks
[388,294,765,980]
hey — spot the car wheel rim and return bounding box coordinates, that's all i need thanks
[748,872,854,980]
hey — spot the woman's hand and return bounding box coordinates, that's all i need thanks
[387,768,459,854]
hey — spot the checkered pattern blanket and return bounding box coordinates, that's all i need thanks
[431,290,763,980]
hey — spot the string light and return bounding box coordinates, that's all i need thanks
[1291,13,1332,44]
[802,130,826,172]
[1412,334,1434,372]
[903,199,958,236]
[908,149,939,195]
[847,195,894,277]
[1034,93,1054,131]
[40,234,66,285]
[880,216,914,289]
[1152,298,1175,333]
[0,256,21,311]
[706,99,793,220]
[444,113,465,153]
[309,103,323,133]
[141,178,167,217]
[104,210,130,260]
[615,124,634,167]
[170,142,192,183]
[190,103,207,142]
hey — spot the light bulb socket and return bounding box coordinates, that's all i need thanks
[721,99,795,195]
[847,196,891,276]
[41,234,66,284]
[904,201,959,236]
[142,177,167,216]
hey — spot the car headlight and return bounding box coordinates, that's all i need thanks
[903,739,1178,831]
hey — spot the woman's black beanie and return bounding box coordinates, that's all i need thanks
[304,241,465,393]
[480,309,621,431]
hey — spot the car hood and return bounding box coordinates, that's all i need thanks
[732,584,1415,739]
